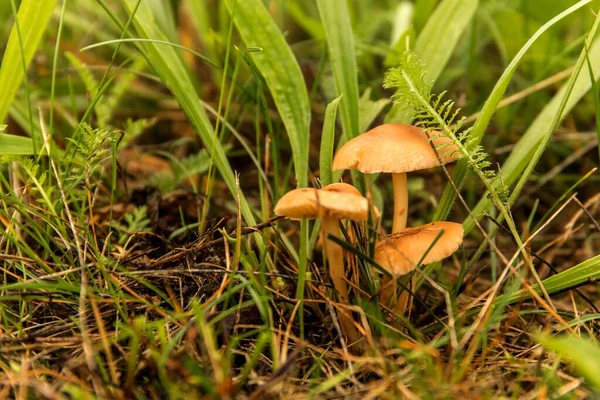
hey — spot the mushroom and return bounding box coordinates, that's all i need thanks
[274,183,374,345]
[332,124,458,233]
[375,222,464,314]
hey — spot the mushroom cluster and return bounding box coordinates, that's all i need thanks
[333,124,464,314]
[274,123,464,347]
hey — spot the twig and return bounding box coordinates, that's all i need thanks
[573,196,600,232]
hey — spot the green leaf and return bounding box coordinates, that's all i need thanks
[0,133,34,155]
[385,0,478,123]
[433,0,594,226]
[358,88,390,132]
[285,0,325,39]
[316,0,360,141]
[119,0,257,227]
[182,0,218,66]
[319,96,342,186]
[538,333,600,390]
[224,0,310,188]
[0,0,58,149]
[463,16,600,235]
[389,2,414,46]
[413,0,438,34]
[495,254,600,305]
[415,0,479,82]
[585,42,600,162]
[145,0,177,43]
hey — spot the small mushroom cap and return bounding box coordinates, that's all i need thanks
[320,182,361,196]
[322,183,381,220]
[375,221,463,276]
[274,183,371,221]
[332,124,459,174]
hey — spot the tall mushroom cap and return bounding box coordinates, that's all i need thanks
[375,221,463,276]
[274,184,370,221]
[332,124,459,174]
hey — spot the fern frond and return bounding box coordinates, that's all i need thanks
[383,51,510,204]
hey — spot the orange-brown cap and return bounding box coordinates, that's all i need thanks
[332,124,459,174]
[375,221,463,275]
[320,182,361,196]
[274,183,371,221]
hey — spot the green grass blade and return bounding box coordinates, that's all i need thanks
[81,39,221,71]
[358,88,390,132]
[0,0,58,150]
[414,0,479,82]
[509,12,600,209]
[316,0,359,140]
[319,95,342,186]
[585,42,600,162]
[386,0,478,123]
[182,0,218,75]
[224,0,310,188]
[286,0,325,39]
[413,0,438,34]
[463,30,600,235]
[495,254,600,305]
[119,0,257,227]
[0,133,34,155]
[145,0,177,43]
[433,0,594,224]
[538,333,600,390]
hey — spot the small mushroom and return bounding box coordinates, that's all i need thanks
[274,183,374,345]
[375,221,464,314]
[333,124,458,233]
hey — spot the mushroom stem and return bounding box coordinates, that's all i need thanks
[321,217,361,346]
[380,273,412,316]
[391,172,408,234]
[394,276,413,315]
[382,172,410,314]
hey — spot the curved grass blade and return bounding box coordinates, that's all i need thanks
[463,14,600,235]
[316,0,359,141]
[433,0,594,225]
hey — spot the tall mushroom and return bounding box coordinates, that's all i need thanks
[333,124,460,314]
[332,124,458,233]
[274,183,374,346]
[375,221,463,314]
